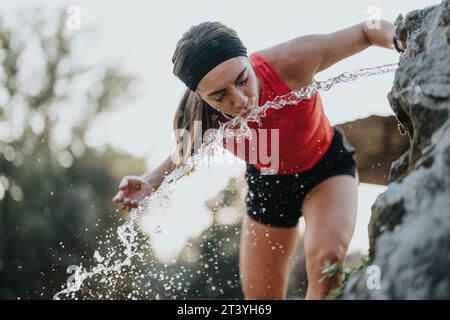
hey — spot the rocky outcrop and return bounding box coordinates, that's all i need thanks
[343,0,450,299]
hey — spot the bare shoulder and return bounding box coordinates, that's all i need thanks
[254,40,317,89]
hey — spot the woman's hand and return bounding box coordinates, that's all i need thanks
[393,14,407,52]
[112,175,156,211]
[112,156,176,211]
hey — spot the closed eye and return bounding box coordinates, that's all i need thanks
[213,77,248,102]
[214,93,226,102]
[239,78,248,86]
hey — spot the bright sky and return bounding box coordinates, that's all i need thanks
[2,0,439,262]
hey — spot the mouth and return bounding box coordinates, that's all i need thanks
[236,105,255,118]
[238,109,251,118]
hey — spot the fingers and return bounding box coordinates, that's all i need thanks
[120,199,139,211]
[113,192,139,209]
[118,175,145,190]
[124,199,138,207]
[118,176,130,190]
[112,191,124,203]
[115,175,144,212]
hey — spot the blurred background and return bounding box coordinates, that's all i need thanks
[0,0,437,299]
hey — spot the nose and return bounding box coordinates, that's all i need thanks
[232,89,248,109]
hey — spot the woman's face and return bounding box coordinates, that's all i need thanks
[196,56,260,117]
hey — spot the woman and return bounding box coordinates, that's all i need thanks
[113,20,404,299]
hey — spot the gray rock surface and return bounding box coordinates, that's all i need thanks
[343,0,450,299]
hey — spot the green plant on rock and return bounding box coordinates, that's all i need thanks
[320,256,372,300]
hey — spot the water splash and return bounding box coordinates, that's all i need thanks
[53,209,145,299]
[221,63,398,140]
[53,63,397,299]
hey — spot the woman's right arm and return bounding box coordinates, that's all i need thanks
[112,154,177,211]
[141,154,177,189]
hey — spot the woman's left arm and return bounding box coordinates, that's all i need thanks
[316,20,397,72]
[272,20,399,85]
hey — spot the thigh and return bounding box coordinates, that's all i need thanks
[302,175,358,260]
[240,215,300,298]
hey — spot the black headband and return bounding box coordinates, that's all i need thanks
[177,34,247,91]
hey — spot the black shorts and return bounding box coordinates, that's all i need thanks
[245,126,357,228]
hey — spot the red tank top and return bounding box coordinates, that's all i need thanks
[220,52,334,175]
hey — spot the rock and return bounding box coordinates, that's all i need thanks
[342,0,450,299]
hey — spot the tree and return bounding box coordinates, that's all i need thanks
[0,8,146,299]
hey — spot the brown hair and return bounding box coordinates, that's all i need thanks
[171,21,243,165]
